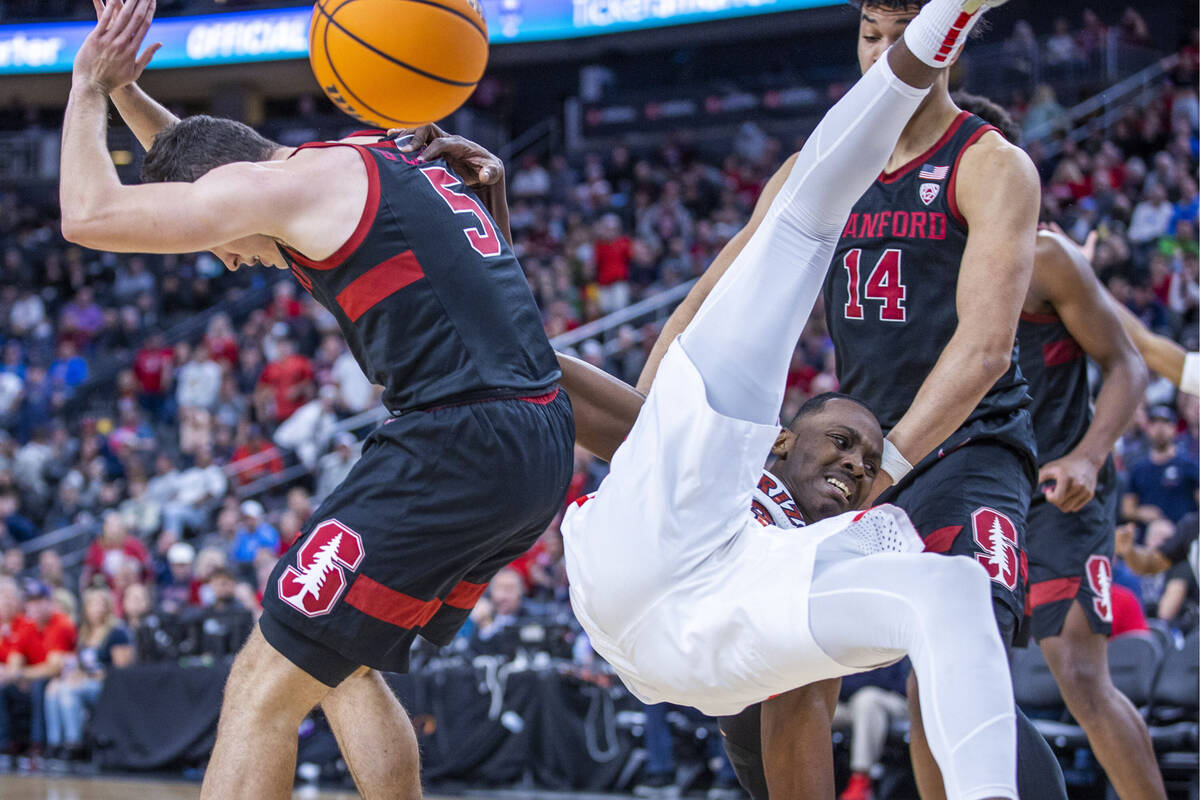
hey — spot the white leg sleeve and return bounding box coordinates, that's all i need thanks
[679,55,928,425]
[808,553,1017,800]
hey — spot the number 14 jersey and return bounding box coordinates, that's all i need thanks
[823,111,1031,442]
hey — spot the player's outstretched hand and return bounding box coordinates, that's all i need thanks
[76,0,161,93]
[1038,454,1098,513]
[1114,523,1135,558]
[389,125,504,187]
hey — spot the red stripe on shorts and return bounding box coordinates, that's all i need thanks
[345,575,443,629]
[1029,577,1081,608]
[519,387,560,405]
[1042,338,1084,367]
[444,579,488,609]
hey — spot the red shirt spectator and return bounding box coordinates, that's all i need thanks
[231,425,284,486]
[82,512,152,590]
[133,335,175,395]
[1110,584,1150,637]
[594,216,632,286]
[258,340,315,422]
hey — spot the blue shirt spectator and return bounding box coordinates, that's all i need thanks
[232,500,280,563]
[1124,406,1200,525]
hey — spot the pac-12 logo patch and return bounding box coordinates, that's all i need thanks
[1086,555,1114,622]
[919,182,940,206]
[972,507,1019,591]
[278,519,365,617]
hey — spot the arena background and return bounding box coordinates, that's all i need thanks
[0,0,1195,797]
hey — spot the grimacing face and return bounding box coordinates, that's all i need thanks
[774,399,883,523]
[210,234,288,272]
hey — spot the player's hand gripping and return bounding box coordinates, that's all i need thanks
[1038,453,1099,513]
[75,0,161,94]
[389,125,504,187]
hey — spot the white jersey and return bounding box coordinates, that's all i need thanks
[563,342,923,717]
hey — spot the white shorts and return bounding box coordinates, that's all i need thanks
[563,342,922,717]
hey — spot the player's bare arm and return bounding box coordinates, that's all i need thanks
[871,132,1040,500]
[555,353,646,462]
[1112,299,1198,394]
[1026,231,1147,512]
[1114,523,1173,575]
[636,152,799,393]
[761,679,840,800]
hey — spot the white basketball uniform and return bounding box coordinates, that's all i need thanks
[562,6,1019,796]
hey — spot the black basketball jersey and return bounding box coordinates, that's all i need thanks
[281,135,559,413]
[1017,310,1091,466]
[823,111,1034,459]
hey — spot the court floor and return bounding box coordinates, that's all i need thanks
[0,775,636,800]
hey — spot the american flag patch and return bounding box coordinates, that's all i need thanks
[918,164,949,180]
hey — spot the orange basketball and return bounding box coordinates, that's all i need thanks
[309,0,489,128]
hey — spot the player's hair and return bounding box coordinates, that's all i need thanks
[952,92,1020,144]
[141,115,282,183]
[847,0,929,11]
[789,392,875,427]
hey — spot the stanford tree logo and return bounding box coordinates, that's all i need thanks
[277,519,365,617]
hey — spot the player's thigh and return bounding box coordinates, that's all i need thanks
[223,627,332,726]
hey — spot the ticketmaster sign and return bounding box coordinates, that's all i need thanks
[0,0,835,75]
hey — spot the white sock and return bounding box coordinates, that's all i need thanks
[903,0,990,68]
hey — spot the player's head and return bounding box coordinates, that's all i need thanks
[773,392,882,521]
[141,115,289,272]
[851,1,926,75]
[952,92,1019,143]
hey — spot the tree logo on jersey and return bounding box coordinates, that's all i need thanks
[919,182,940,206]
[971,507,1019,591]
[277,519,365,617]
[1085,555,1114,623]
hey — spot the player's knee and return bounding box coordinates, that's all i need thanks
[1051,656,1112,711]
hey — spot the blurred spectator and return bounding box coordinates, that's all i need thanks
[315,432,361,502]
[833,661,910,800]
[160,445,226,537]
[1122,405,1200,524]
[44,587,131,760]
[37,551,64,593]
[81,512,151,592]
[175,342,222,413]
[594,214,632,314]
[158,542,198,614]
[256,336,314,423]
[132,332,175,422]
[273,384,340,468]
[7,579,77,756]
[468,567,525,655]
[230,423,282,487]
[1045,17,1082,66]
[231,501,280,566]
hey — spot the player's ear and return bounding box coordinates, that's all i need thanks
[771,428,795,459]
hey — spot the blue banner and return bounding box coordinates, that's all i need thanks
[0,0,836,75]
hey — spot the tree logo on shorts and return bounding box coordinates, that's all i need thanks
[971,508,1019,591]
[277,519,365,617]
[1085,555,1114,623]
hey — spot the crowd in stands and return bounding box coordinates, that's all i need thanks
[0,7,1191,790]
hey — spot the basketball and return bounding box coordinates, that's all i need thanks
[309,0,489,128]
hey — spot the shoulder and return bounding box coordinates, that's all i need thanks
[958,131,1039,195]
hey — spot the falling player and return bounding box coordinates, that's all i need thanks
[62,2,573,798]
[563,2,1022,799]
[640,3,1066,796]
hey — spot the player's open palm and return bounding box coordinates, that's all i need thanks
[1038,454,1098,513]
[390,124,504,187]
[76,0,161,93]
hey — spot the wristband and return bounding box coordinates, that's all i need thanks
[1182,351,1199,397]
[881,439,913,484]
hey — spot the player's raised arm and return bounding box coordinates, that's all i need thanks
[1031,231,1148,512]
[1112,298,1198,395]
[635,152,798,394]
[556,353,645,462]
[874,134,1040,498]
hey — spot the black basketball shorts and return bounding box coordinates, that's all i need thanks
[260,388,574,686]
[880,439,1034,648]
[1025,459,1118,642]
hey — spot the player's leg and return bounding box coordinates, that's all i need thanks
[321,667,422,800]
[808,553,1015,800]
[1040,602,1165,800]
[201,627,334,800]
[679,0,995,424]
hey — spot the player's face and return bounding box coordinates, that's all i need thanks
[210,234,288,272]
[779,399,883,521]
[857,5,920,75]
